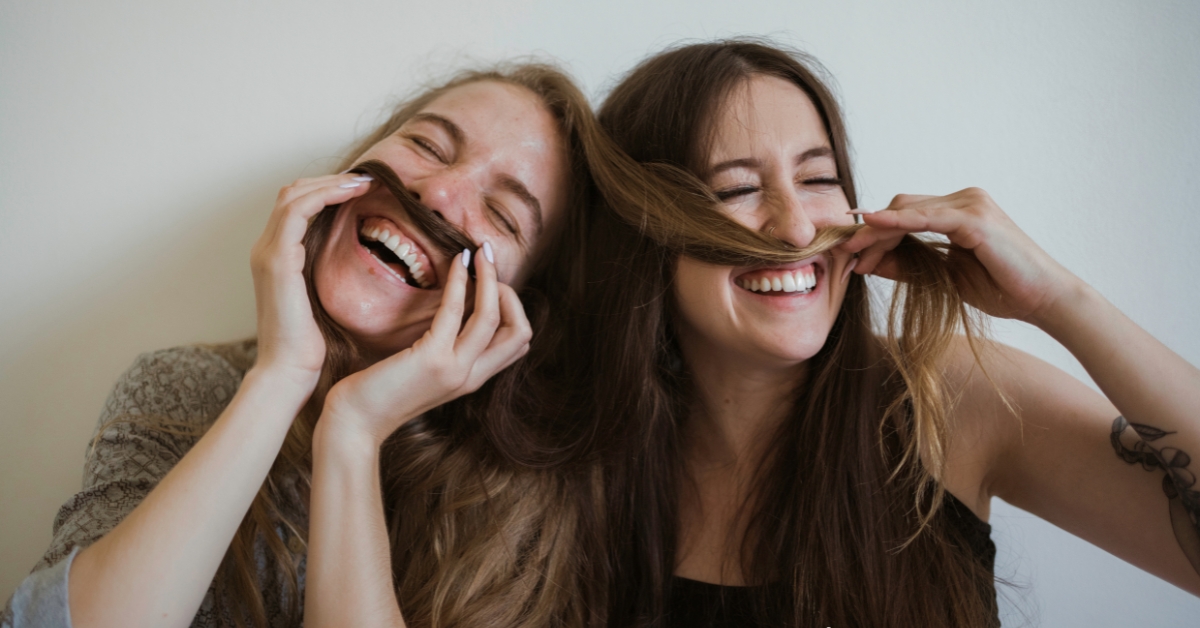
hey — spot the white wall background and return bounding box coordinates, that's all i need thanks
[2,0,1197,624]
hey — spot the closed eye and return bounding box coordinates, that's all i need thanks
[802,177,842,187]
[408,135,447,164]
[715,185,759,201]
[488,203,519,235]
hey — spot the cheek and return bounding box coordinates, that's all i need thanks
[490,241,526,285]
[800,190,854,225]
[672,259,732,333]
[312,251,357,324]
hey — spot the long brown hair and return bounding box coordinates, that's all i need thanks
[569,40,999,626]
[213,62,619,628]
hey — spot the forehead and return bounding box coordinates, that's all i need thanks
[708,74,828,159]
[418,80,563,168]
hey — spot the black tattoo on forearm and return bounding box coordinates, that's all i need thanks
[1111,415,1200,575]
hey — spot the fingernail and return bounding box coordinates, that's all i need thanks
[352,175,373,182]
[847,208,878,215]
[461,248,471,268]
[339,182,361,189]
[483,241,494,264]
[841,258,858,283]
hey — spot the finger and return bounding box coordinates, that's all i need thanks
[263,174,374,244]
[857,203,987,249]
[455,241,501,356]
[272,180,374,246]
[868,251,903,281]
[884,194,938,211]
[838,225,907,255]
[853,233,906,275]
[427,250,471,344]
[275,173,374,210]
[463,284,532,389]
[489,282,533,351]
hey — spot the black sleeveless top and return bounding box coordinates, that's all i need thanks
[666,492,998,627]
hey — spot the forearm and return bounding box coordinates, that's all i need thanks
[305,421,405,628]
[1034,281,1200,577]
[69,367,310,628]
[1035,281,1200,434]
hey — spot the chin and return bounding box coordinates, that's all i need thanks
[754,325,833,365]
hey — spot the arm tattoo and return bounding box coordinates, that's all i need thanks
[1111,415,1200,575]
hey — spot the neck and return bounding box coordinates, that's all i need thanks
[680,337,807,470]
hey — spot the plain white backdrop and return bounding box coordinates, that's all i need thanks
[2,1,1198,625]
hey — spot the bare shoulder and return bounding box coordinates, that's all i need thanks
[936,336,1118,511]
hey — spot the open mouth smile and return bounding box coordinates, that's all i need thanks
[357,216,438,289]
[733,260,823,297]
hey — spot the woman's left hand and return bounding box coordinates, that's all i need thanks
[839,188,1081,325]
[317,243,532,447]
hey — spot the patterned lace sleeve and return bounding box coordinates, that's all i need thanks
[2,342,254,627]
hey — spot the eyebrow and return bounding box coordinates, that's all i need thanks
[498,174,544,237]
[408,112,466,152]
[706,146,835,178]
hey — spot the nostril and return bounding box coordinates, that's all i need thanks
[432,210,445,220]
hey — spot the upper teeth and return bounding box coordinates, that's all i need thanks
[737,267,817,293]
[360,224,430,287]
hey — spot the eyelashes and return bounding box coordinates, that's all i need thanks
[714,177,844,202]
[409,136,447,164]
[716,186,758,201]
[486,202,519,235]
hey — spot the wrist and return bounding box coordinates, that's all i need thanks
[245,362,321,400]
[312,410,382,462]
[1028,277,1104,340]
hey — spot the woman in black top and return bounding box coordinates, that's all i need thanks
[560,40,1200,626]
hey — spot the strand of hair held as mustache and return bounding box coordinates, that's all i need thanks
[602,160,864,266]
[348,159,479,261]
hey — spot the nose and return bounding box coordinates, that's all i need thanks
[761,187,817,248]
[406,169,482,229]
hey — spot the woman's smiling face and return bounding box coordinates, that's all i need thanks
[314,80,569,358]
[673,74,857,371]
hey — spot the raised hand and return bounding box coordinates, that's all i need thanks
[839,187,1081,325]
[319,241,532,446]
[250,173,373,392]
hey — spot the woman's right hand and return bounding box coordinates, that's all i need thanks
[249,173,372,392]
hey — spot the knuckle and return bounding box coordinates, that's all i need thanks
[479,309,501,328]
[444,303,465,320]
[962,187,991,205]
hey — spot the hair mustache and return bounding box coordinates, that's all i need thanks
[348,159,478,261]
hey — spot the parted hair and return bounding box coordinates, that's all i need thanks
[213,62,626,628]
[570,40,1001,626]
[227,56,762,628]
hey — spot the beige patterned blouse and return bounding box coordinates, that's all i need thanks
[2,340,308,628]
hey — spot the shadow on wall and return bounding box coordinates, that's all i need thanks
[0,164,310,598]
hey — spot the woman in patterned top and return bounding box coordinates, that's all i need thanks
[3,62,634,628]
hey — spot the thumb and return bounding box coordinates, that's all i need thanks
[867,252,903,282]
